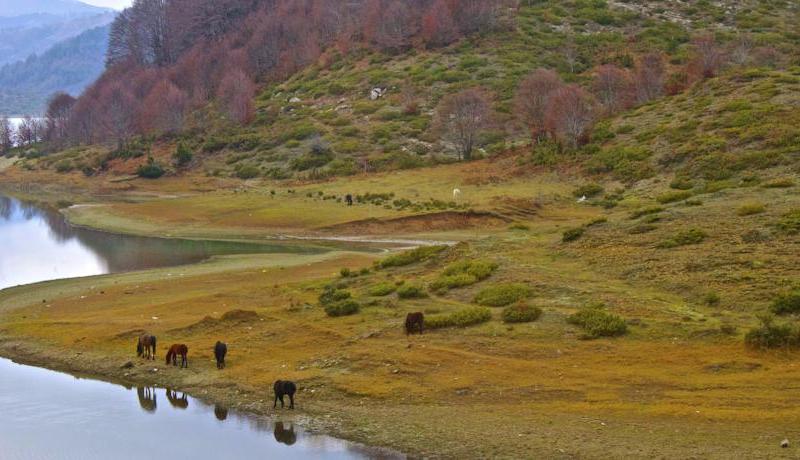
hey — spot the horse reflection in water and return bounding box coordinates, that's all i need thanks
[136,386,157,413]
[166,389,189,409]
[274,422,297,446]
[214,404,229,421]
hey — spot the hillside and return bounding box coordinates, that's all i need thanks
[0,25,109,115]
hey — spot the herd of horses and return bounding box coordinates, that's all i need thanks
[133,312,425,411]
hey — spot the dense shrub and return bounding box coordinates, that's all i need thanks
[630,206,665,219]
[744,315,799,349]
[136,157,165,179]
[368,282,396,297]
[377,245,448,268]
[657,228,707,248]
[737,202,766,216]
[573,183,604,198]
[325,300,360,317]
[567,305,627,339]
[502,303,543,323]
[173,143,193,166]
[397,284,428,299]
[430,273,478,292]
[774,210,800,235]
[235,165,260,179]
[474,283,532,307]
[656,190,693,204]
[562,227,585,242]
[430,259,499,292]
[771,290,800,315]
[319,287,351,306]
[425,307,492,330]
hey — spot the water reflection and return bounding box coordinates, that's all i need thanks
[214,405,229,421]
[274,422,298,446]
[136,386,157,413]
[0,195,327,290]
[166,389,189,409]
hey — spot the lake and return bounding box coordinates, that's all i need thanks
[0,194,325,290]
[0,195,396,459]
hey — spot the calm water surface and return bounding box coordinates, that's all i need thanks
[0,195,394,459]
[0,194,325,290]
[0,358,390,460]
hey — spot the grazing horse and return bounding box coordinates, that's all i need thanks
[345,194,354,206]
[166,344,189,368]
[273,380,297,410]
[137,386,157,413]
[214,341,227,369]
[405,312,424,335]
[166,389,189,409]
[274,422,297,446]
[136,334,157,360]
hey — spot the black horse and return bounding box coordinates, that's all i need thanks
[214,341,227,369]
[273,380,297,410]
[345,194,353,206]
[274,422,297,445]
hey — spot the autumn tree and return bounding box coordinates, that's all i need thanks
[544,85,597,150]
[513,68,563,142]
[0,117,13,154]
[435,87,494,160]
[217,68,256,125]
[422,0,458,47]
[139,79,188,133]
[16,116,45,146]
[44,92,77,147]
[633,53,665,104]
[592,64,631,114]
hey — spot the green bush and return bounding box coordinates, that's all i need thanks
[325,300,360,317]
[235,165,260,179]
[340,268,353,278]
[630,206,664,219]
[502,303,542,323]
[368,282,396,297]
[573,183,604,198]
[567,305,627,339]
[397,284,428,299]
[744,315,799,349]
[319,287,351,306]
[656,190,693,204]
[562,227,585,243]
[762,178,795,188]
[771,290,800,315]
[474,283,532,307]
[657,228,707,248]
[431,260,499,292]
[774,210,800,235]
[430,273,478,292]
[377,245,448,268]
[425,307,492,329]
[173,143,193,166]
[136,157,165,179]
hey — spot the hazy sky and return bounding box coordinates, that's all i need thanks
[82,0,132,9]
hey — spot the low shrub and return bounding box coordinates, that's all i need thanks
[319,287,351,306]
[630,206,664,219]
[430,273,478,292]
[368,282,396,297]
[771,290,800,315]
[235,165,260,179]
[340,268,353,278]
[774,210,800,235]
[562,227,585,242]
[136,157,165,179]
[509,223,530,231]
[703,292,721,307]
[656,190,693,204]
[325,300,360,317]
[567,305,627,339]
[657,228,707,248]
[377,245,448,268]
[173,143,193,166]
[397,284,428,299]
[425,307,492,329]
[737,202,766,216]
[474,283,532,307]
[762,178,795,188]
[502,302,542,323]
[430,259,499,293]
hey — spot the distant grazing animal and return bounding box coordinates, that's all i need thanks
[453,188,462,200]
[274,422,297,445]
[166,389,189,409]
[405,312,425,335]
[137,386,157,413]
[345,194,354,206]
[214,341,227,369]
[273,380,297,410]
[166,344,189,368]
[136,334,157,360]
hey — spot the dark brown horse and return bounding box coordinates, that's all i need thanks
[273,380,296,410]
[214,341,227,369]
[166,389,189,409]
[405,312,424,335]
[166,344,188,368]
[136,334,157,360]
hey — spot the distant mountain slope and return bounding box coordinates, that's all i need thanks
[0,25,109,115]
[0,0,108,17]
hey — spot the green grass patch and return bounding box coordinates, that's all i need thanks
[657,228,707,248]
[774,210,800,235]
[737,202,766,216]
[425,307,492,330]
[745,315,800,349]
[656,190,693,204]
[397,284,428,299]
[771,290,800,315]
[325,300,360,317]
[567,305,627,339]
[474,283,532,307]
[368,282,397,297]
[562,227,585,243]
[377,245,448,268]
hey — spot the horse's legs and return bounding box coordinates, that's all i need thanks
[289,394,294,410]
[280,395,285,408]
[273,394,278,409]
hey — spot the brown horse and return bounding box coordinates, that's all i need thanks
[405,312,424,335]
[136,334,157,360]
[166,344,188,368]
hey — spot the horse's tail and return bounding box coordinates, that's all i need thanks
[165,348,173,364]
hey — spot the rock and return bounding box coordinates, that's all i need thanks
[289,97,301,103]
[781,439,789,448]
[120,361,134,369]
[369,87,385,100]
